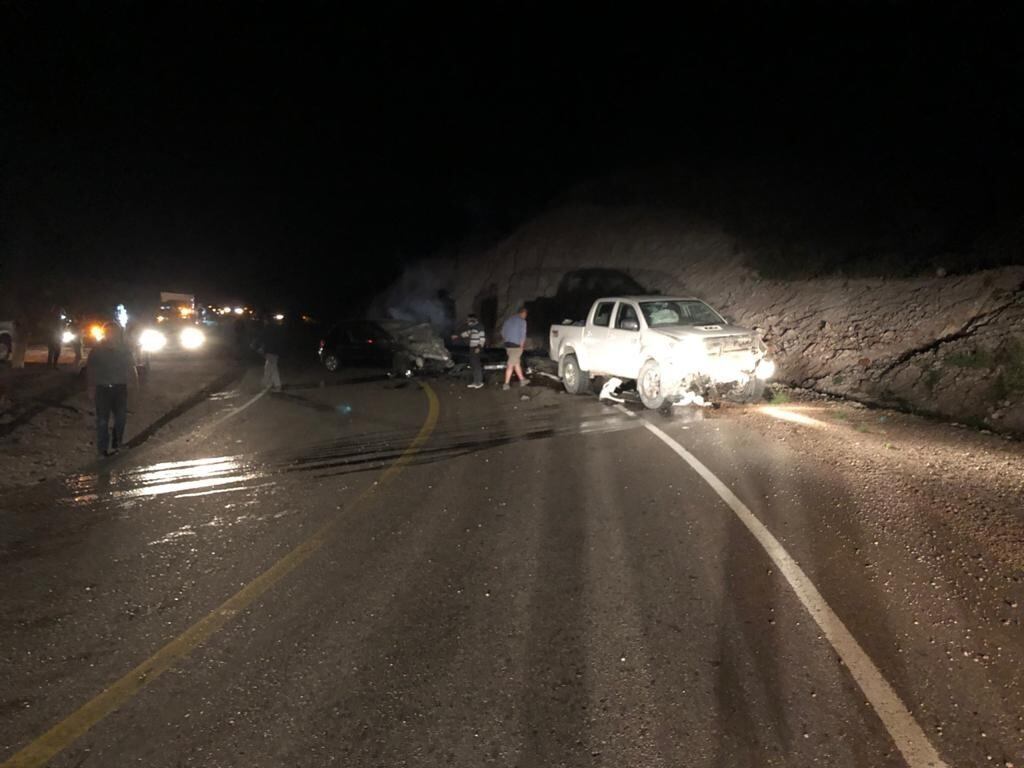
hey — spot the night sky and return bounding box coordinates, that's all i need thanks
[3,2,1022,315]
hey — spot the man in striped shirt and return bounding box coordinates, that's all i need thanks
[454,314,486,388]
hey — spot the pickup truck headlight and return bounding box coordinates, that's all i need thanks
[755,358,776,380]
[673,338,707,372]
[61,330,75,344]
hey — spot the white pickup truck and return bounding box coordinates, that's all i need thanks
[548,296,775,409]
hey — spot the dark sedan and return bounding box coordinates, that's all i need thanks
[317,321,394,372]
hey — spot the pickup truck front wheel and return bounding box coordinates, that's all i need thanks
[638,359,670,410]
[561,353,590,395]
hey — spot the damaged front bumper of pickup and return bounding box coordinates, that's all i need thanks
[661,338,775,403]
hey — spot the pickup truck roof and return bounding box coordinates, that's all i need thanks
[593,295,700,304]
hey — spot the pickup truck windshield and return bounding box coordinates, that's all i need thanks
[639,300,724,327]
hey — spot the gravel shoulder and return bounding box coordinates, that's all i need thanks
[726,390,1024,573]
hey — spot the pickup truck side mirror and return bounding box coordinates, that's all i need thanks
[620,319,640,331]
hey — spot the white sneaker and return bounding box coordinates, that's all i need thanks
[502,383,510,391]
[519,379,529,387]
[467,383,484,389]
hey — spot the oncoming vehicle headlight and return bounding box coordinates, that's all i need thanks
[139,328,167,352]
[179,326,205,350]
[89,324,105,342]
[61,330,75,344]
[756,358,776,380]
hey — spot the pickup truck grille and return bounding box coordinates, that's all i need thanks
[703,335,753,356]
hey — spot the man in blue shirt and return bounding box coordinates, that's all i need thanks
[500,307,529,390]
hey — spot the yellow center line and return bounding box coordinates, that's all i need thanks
[2,382,440,768]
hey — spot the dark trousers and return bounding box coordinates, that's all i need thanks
[470,348,483,385]
[47,343,61,368]
[95,384,128,455]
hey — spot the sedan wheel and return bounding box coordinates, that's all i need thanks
[323,352,340,372]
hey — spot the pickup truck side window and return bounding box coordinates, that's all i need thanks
[615,303,639,330]
[592,302,615,328]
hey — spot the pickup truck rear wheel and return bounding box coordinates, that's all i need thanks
[638,359,670,410]
[561,353,589,395]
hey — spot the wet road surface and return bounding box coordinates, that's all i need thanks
[1,365,1021,767]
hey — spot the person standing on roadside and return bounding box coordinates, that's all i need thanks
[70,315,84,368]
[87,322,138,457]
[453,313,486,389]
[46,306,65,369]
[260,317,284,391]
[501,306,529,391]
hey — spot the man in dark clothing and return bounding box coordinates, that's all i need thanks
[452,314,486,388]
[87,323,138,456]
[46,307,66,369]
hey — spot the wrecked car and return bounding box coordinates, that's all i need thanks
[318,320,453,375]
[549,296,775,408]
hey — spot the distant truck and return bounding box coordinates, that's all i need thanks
[548,296,775,409]
[158,292,197,322]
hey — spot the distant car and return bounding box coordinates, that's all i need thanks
[77,315,113,347]
[318,320,453,375]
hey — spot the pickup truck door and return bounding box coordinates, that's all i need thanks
[582,300,616,372]
[603,301,644,378]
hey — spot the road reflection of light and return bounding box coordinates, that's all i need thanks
[122,460,240,486]
[122,473,262,498]
[760,406,829,429]
[63,455,265,504]
[174,481,275,499]
[121,456,242,476]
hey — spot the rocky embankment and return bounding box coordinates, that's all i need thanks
[448,205,1024,434]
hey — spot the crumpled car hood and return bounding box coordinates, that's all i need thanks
[378,321,453,363]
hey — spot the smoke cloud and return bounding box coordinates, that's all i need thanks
[367,258,456,335]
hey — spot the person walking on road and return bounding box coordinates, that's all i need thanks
[453,313,486,389]
[501,306,529,391]
[260,318,284,391]
[87,322,138,457]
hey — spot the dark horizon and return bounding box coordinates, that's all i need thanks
[3,2,1023,316]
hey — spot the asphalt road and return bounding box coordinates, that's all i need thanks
[1,361,1021,767]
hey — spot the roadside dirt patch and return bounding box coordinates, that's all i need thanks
[0,358,242,491]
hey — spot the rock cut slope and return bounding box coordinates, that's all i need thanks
[449,205,1024,434]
